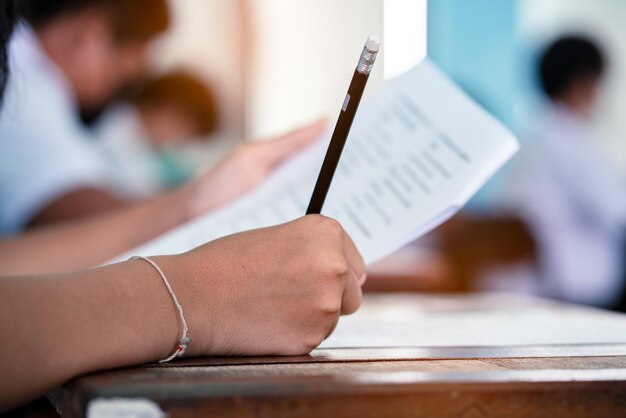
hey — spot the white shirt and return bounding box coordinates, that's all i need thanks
[93,105,164,200]
[0,24,111,234]
[498,103,626,307]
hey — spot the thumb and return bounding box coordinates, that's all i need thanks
[256,118,327,167]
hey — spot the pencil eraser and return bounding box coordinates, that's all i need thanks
[366,36,381,52]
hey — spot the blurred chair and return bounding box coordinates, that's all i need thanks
[435,215,536,292]
[364,214,536,294]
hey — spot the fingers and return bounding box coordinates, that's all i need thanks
[257,118,327,166]
[340,269,363,315]
[343,231,367,286]
[340,229,365,315]
[324,317,339,340]
[304,215,365,316]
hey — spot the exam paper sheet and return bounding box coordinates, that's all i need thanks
[320,294,626,348]
[113,60,518,264]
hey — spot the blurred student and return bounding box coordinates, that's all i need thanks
[502,36,626,307]
[96,70,220,199]
[0,1,366,411]
[0,0,170,230]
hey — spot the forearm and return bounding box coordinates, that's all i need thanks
[0,258,180,411]
[0,188,191,275]
[28,188,124,227]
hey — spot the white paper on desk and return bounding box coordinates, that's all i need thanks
[112,59,518,264]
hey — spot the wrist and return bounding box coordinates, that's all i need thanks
[151,252,221,358]
[60,260,181,376]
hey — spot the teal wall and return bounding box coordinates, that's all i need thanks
[428,0,520,128]
[428,0,523,209]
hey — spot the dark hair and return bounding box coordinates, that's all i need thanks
[538,35,605,99]
[131,71,220,136]
[21,0,169,43]
[1,0,20,105]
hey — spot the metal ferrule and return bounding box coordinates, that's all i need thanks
[356,46,379,75]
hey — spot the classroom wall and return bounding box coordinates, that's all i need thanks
[427,0,522,209]
[245,0,384,139]
[427,0,520,129]
[149,0,429,143]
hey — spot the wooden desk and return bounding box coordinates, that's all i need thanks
[54,294,626,418]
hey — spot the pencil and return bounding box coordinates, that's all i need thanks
[306,36,380,215]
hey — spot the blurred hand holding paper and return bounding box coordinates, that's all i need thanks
[113,60,519,264]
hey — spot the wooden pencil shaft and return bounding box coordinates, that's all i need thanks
[306,71,369,215]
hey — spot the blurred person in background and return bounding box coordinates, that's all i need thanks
[95,70,220,199]
[0,0,169,230]
[0,0,317,234]
[494,36,626,309]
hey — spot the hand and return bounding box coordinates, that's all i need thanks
[182,119,326,219]
[159,215,366,356]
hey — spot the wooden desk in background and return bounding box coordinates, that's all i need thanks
[53,294,626,418]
